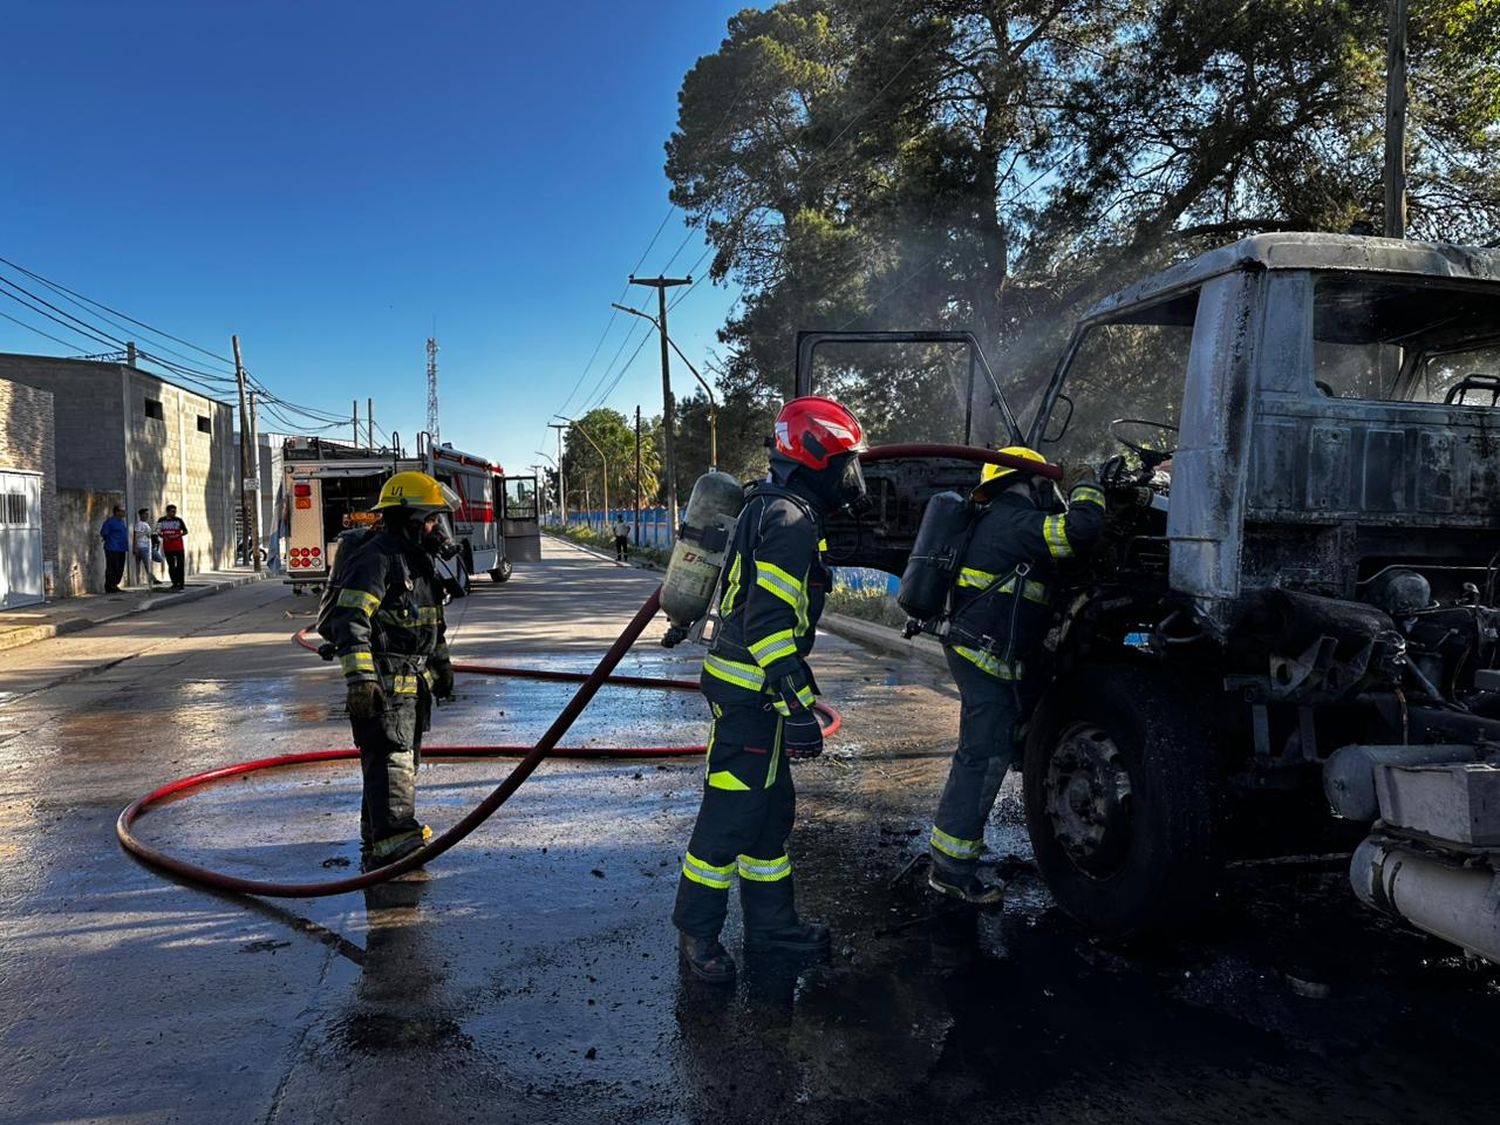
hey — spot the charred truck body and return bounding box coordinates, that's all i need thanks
[807,234,1500,959]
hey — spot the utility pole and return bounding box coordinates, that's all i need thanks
[612,301,717,470]
[634,405,642,548]
[548,422,568,525]
[233,335,261,573]
[629,274,691,534]
[352,399,360,447]
[426,335,440,443]
[1384,0,1409,239]
[367,397,375,448]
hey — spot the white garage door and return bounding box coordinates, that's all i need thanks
[0,470,44,608]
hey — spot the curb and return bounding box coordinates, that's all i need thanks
[0,571,272,654]
[818,611,949,670]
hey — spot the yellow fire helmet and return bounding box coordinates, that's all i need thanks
[372,471,458,514]
[976,446,1046,493]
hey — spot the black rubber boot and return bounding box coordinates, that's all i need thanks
[679,932,737,984]
[744,920,832,956]
[928,869,1005,907]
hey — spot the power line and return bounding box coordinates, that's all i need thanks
[0,254,237,367]
[0,308,94,352]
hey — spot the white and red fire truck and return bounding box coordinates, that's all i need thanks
[281,434,538,594]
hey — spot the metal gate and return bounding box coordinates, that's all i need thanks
[0,470,44,608]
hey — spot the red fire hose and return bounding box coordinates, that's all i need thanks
[117,589,840,898]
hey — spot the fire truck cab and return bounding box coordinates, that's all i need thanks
[282,435,535,594]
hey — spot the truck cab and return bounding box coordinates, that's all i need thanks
[806,234,1500,949]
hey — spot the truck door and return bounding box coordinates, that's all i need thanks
[791,330,1026,574]
[498,475,542,563]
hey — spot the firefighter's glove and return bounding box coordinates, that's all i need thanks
[347,680,386,720]
[429,659,455,701]
[783,709,824,761]
[1057,460,1097,494]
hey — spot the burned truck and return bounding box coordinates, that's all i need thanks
[805,234,1500,955]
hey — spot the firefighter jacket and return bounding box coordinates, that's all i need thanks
[945,482,1106,681]
[324,529,450,697]
[701,480,829,712]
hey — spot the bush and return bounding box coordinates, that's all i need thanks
[547,523,670,568]
[825,585,907,628]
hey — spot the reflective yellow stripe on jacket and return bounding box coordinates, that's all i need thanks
[703,653,766,692]
[952,645,1023,680]
[755,560,805,608]
[336,587,380,616]
[1042,514,1072,558]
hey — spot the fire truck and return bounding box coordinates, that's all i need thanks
[281,434,537,594]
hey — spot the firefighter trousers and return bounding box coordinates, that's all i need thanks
[350,686,431,857]
[930,647,1027,877]
[673,702,799,939]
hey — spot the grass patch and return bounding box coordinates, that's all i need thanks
[547,523,670,568]
[825,585,907,629]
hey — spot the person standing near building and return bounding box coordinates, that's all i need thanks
[133,508,158,587]
[673,396,869,984]
[926,450,1106,905]
[321,471,457,870]
[157,504,188,590]
[612,516,630,561]
[100,505,129,593]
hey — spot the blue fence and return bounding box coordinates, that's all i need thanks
[547,509,899,596]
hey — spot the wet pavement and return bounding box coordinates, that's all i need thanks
[1,538,1497,1124]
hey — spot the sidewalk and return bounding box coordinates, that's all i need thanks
[0,566,274,653]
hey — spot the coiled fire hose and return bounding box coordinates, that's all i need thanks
[116,443,1046,898]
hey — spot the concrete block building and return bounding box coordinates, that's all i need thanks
[0,353,237,595]
[0,377,57,606]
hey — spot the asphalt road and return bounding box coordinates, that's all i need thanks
[0,538,1495,1124]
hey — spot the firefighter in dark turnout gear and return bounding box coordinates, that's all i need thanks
[323,471,459,871]
[928,448,1106,905]
[674,396,869,983]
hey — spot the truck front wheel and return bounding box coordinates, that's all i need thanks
[489,557,513,583]
[1022,664,1222,938]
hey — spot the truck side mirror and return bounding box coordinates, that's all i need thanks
[1041,394,1074,445]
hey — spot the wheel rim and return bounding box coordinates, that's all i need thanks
[1043,721,1134,877]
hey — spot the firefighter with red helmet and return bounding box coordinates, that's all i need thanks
[673,396,868,984]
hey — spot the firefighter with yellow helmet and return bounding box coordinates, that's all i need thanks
[321,471,461,870]
[927,449,1106,904]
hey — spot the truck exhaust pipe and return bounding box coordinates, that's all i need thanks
[1351,836,1500,965]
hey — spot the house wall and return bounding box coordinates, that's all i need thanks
[0,376,58,581]
[0,354,237,581]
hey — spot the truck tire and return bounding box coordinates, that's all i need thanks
[489,557,513,584]
[1022,664,1222,938]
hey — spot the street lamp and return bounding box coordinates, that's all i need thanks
[554,414,610,532]
[611,303,718,469]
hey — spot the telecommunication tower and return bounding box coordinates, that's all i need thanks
[426,335,440,442]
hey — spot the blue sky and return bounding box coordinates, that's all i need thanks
[0,1,748,475]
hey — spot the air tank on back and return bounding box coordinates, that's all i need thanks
[660,470,746,647]
[897,490,972,627]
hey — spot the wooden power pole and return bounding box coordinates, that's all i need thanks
[1384,0,1409,239]
[629,274,691,535]
[634,405,642,547]
[233,335,261,573]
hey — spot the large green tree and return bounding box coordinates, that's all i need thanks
[559,408,659,519]
[667,0,1500,437]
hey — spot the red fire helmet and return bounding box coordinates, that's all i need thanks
[773,396,867,470]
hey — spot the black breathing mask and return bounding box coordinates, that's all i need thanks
[830,453,870,515]
[415,513,469,600]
